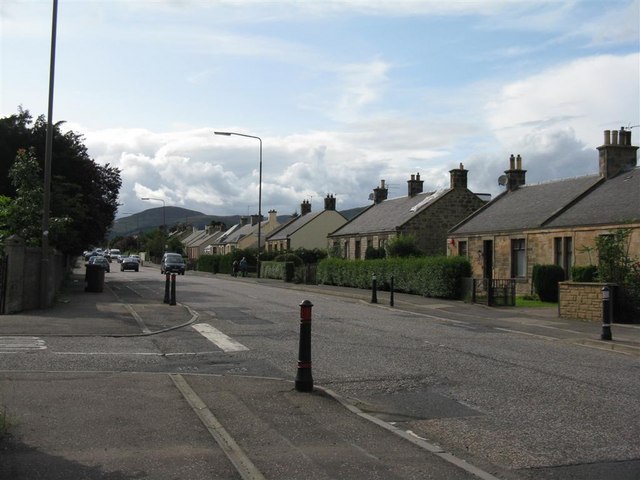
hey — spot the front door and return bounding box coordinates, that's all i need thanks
[483,240,493,280]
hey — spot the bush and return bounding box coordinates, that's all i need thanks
[386,234,422,258]
[274,253,303,266]
[532,264,564,302]
[317,256,471,299]
[571,265,598,282]
[365,246,386,259]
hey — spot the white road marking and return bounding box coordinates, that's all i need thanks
[0,336,47,353]
[192,323,249,352]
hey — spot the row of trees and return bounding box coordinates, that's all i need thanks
[0,108,122,255]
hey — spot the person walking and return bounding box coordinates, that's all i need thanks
[239,257,248,277]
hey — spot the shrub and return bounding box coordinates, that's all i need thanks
[274,253,303,266]
[317,256,471,299]
[571,265,598,282]
[532,264,564,302]
[386,234,422,258]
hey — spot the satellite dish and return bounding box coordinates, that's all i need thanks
[498,175,508,186]
[368,193,374,200]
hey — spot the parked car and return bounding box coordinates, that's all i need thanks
[120,257,139,272]
[130,254,143,266]
[106,249,121,263]
[160,253,185,275]
[87,255,110,272]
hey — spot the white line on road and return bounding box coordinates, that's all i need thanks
[0,336,47,353]
[192,323,249,352]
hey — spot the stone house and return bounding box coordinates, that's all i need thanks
[447,128,639,295]
[213,210,280,254]
[184,224,227,260]
[328,167,490,259]
[265,195,348,253]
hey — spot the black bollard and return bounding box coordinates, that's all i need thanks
[371,273,378,304]
[601,285,612,341]
[390,275,394,307]
[295,300,314,392]
[170,273,177,306]
[164,273,170,303]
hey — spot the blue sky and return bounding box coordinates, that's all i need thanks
[2,0,639,218]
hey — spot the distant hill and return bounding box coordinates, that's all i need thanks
[109,204,369,239]
[109,207,243,239]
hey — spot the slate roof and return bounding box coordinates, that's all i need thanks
[451,168,640,235]
[267,211,323,241]
[545,167,640,228]
[330,189,449,236]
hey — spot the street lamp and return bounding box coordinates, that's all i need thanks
[215,131,263,278]
[141,197,166,232]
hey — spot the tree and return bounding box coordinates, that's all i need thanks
[8,148,43,245]
[0,108,122,254]
[386,234,422,258]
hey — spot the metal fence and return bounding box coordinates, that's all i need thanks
[472,278,516,306]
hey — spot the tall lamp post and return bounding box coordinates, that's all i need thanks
[140,197,166,232]
[214,131,263,278]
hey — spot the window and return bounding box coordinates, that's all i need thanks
[511,239,526,277]
[458,240,468,257]
[355,240,361,259]
[554,236,573,278]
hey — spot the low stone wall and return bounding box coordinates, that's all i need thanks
[559,281,612,322]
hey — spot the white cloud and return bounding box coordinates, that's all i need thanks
[486,53,640,149]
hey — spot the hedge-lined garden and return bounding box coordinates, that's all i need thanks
[316,256,471,299]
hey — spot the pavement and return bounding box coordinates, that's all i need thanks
[1,268,639,479]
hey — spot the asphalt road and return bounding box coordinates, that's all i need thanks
[1,264,639,479]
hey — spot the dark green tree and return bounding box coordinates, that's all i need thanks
[0,108,122,254]
[386,234,422,258]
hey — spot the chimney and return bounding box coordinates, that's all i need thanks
[407,173,424,197]
[373,179,388,204]
[598,127,638,179]
[449,163,468,189]
[240,216,249,226]
[505,154,527,191]
[268,209,277,223]
[250,214,261,226]
[300,200,312,215]
[324,194,336,211]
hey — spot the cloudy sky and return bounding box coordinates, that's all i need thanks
[2,0,639,219]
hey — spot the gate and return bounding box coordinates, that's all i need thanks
[472,278,516,306]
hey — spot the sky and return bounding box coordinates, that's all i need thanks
[1,0,639,220]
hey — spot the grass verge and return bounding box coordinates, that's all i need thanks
[516,297,558,308]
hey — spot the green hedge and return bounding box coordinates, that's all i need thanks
[532,264,564,302]
[317,256,471,299]
[571,265,598,282]
[261,261,295,281]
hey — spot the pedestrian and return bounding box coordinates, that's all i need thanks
[239,257,248,277]
[232,259,238,277]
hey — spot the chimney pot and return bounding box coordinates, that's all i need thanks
[612,130,619,145]
[516,154,522,170]
[604,130,611,145]
[509,154,515,170]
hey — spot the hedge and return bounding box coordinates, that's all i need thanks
[532,264,565,302]
[316,256,471,299]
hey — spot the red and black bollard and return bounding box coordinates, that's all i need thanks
[164,273,171,303]
[170,273,177,306]
[295,300,314,392]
